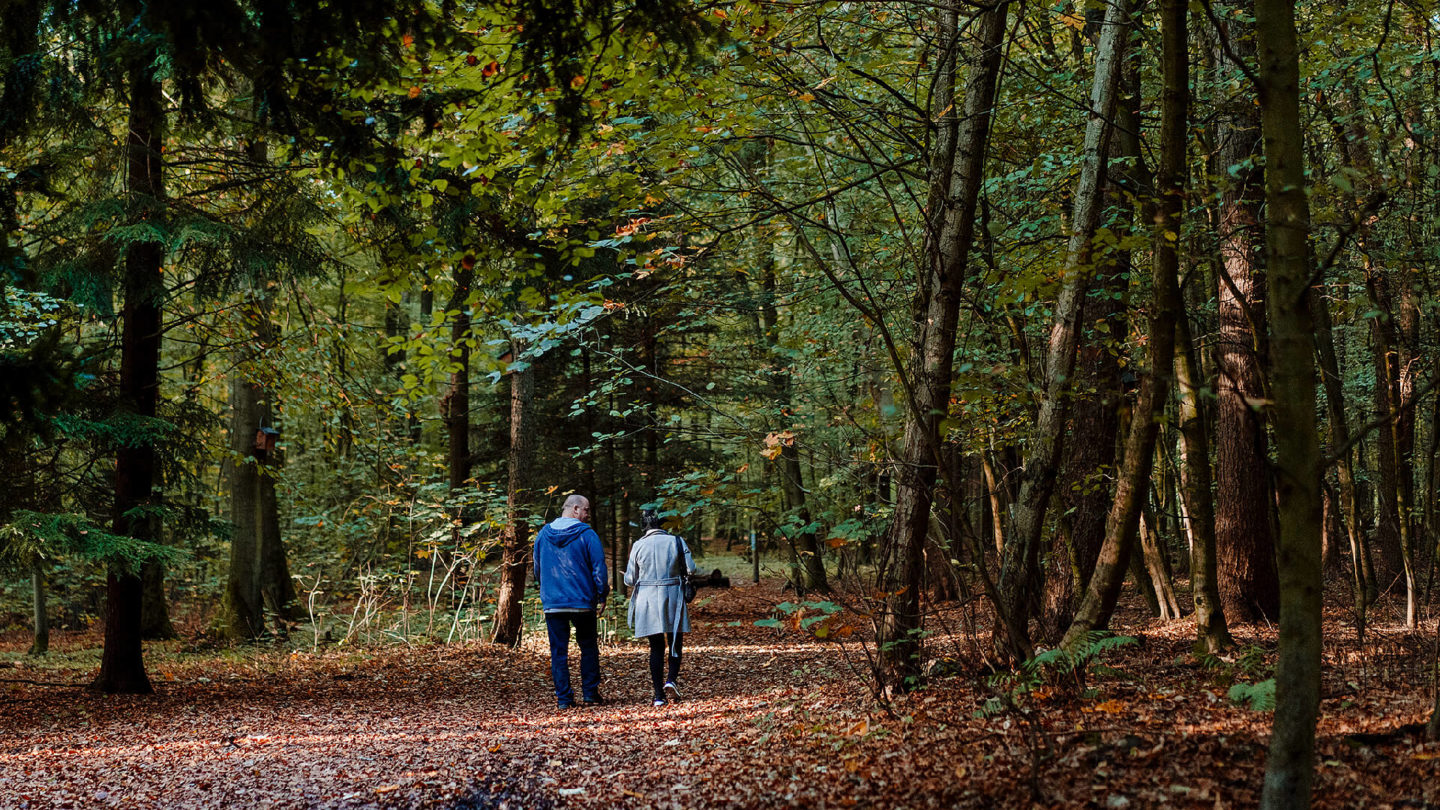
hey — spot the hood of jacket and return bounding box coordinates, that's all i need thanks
[544,516,589,548]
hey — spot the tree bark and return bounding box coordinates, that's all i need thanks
[1310,282,1377,632]
[224,285,291,637]
[445,258,474,552]
[1256,0,1323,802]
[1060,0,1178,647]
[1177,300,1233,651]
[1000,0,1131,659]
[491,342,534,646]
[1213,12,1281,624]
[29,561,48,656]
[139,561,176,640]
[224,336,265,638]
[1138,505,1182,619]
[94,58,163,695]
[759,263,826,593]
[877,0,1009,690]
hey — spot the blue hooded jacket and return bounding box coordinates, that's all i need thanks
[533,516,609,612]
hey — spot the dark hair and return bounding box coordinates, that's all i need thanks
[640,509,664,531]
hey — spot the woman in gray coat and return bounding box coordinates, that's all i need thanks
[625,509,696,706]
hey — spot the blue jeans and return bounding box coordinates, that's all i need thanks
[545,611,600,705]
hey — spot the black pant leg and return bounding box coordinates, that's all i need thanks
[647,633,666,698]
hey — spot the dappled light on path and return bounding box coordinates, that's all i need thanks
[2,583,1437,808]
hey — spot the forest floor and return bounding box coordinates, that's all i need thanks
[1,579,1438,809]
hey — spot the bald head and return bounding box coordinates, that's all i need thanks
[562,494,591,521]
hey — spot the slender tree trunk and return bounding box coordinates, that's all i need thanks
[1177,301,1234,651]
[1311,282,1377,633]
[492,342,534,646]
[758,264,827,592]
[94,59,164,695]
[1256,0,1323,801]
[1000,0,1131,658]
[1060,0,1177,647]
[1139,505,1182,619]
[445,259,474,552]
[878,0,1009,689]
[29,561,48,656]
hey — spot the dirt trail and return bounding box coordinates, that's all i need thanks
[1,582,1435,808]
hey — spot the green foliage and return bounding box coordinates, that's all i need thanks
[1228,679,1277,712]
[0,510,182,574]
[979,633,1138,717]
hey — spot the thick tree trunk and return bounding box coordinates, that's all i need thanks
[878,1,1009,689]
[1256,0,1323,802]
[94,59,164,695]
[1000,0,1130,659]
[1050,144,1131,627]
[258,444,294,628]
[1365,268,1419,625]
[223,292,291,637]
[492,344,534,646]
[224,354,265,638]
[1213,13,1281,624]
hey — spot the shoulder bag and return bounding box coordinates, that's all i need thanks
[674,534,696,603]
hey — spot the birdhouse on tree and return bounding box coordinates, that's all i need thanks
[254,426,280,455]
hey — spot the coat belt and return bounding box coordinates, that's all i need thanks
[634,577,682,587]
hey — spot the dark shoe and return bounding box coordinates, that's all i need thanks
[664,681,680,701]
[558,701,576,710]
[582,695,607,707]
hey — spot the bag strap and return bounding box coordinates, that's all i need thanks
[673,534,687,580]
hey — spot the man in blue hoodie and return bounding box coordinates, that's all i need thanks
[533,494,609,708]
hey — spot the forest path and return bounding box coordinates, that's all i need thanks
[1,582,1436,808]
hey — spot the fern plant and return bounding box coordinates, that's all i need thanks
[1228,678,1276,711]
[979,632,1137,717]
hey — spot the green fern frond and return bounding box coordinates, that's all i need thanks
[1227,679,1276,711]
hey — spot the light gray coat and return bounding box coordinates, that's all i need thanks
[625,529,696,643]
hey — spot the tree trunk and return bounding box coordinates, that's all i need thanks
[1139,505,1182,619]
[1000,0,1131,659]
[877,0,1009,690]
[445,259,474,554]
[28,561,48,656]
[1177,297,1234,651]
[1256,0,1323,802]
[492,342,534,646]
[1059,0,1176,647]
[94,59,164,695]
[258,440,294,628]
[1213,12,1281,625]
[224,344,265,638]
[139,561,176,640]
[1310,282,1377,633]
[758,263,827,593]
[223,291,291,636]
